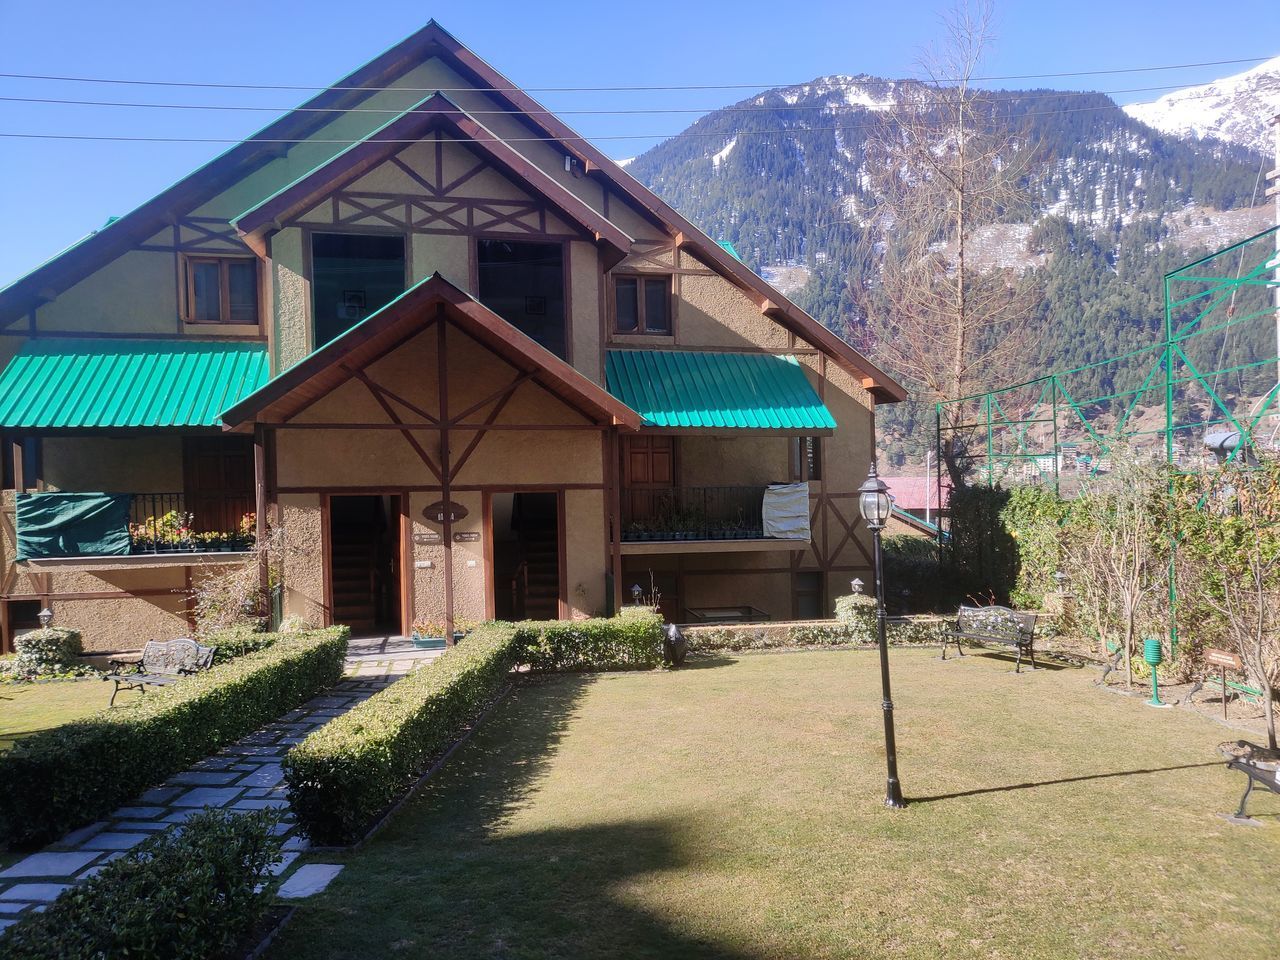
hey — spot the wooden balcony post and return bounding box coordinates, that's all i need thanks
[253,425,269,609]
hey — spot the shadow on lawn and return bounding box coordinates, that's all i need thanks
[956,649,1077,671]
[910,760,1222,803]
[280,673,768,960]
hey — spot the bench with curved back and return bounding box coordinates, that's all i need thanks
[942,605,1038,673]
[104,637,217,706]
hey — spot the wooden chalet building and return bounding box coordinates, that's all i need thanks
[0,22,905,651]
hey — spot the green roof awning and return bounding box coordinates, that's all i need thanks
[0,339,269,429]
[605,349,836,431]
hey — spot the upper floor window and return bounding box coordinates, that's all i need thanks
[477,239,566,359]
[183,256,259,324]
[613,275,671,335]
[312,232,406,347]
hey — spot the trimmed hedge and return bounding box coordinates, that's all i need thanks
[683,606,951,654]
[0,809,283,959]
[207,624,280,664]
[0,627,348,848]
[514,609,665,671]
[284,623,520,845]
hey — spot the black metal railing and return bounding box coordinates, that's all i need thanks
[621,485,769,542]
[128,492,255,554]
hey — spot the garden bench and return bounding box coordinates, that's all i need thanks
[942,605,1038,672]
[1217,740,1280,826]
[104,637,216,706]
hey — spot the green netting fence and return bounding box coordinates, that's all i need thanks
[935,224,1280,655]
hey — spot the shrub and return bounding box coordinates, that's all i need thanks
[10,627,89,678]
[514,610,665,671]
[207,624,279,664]
[685,620,865,653]
[0,809,283,960]
[284,623,519,845]
[0,627,348,848]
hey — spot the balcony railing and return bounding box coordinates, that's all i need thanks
[14,491,255,560]
[129,493,255,554]
[621,485,769,542]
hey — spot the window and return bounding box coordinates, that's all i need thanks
[794,571,824,620]
[476,239,566,359]
[312,232,407,347]
[613,275,671,335]
[183,257,259,324]
[792,436,822,481]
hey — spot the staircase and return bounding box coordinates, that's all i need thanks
[330,539,377,634]
[519,527,559,620]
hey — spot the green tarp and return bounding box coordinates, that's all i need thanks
[16,492,132,560]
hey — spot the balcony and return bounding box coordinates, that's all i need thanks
[14,491,255,565]
[620,484,809,554]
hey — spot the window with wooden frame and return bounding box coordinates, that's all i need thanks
[791,436,822,481]
[181,256,259,324]
[613,274,672,335]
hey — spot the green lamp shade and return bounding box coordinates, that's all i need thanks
[1143,637,1163,666]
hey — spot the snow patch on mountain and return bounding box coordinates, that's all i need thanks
[712,137,738,169]
[615,157,635,168]
[1123,55,1280,155]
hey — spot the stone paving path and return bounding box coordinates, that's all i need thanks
[0,636,443,932]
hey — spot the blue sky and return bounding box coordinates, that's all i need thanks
[2,0,1276,287]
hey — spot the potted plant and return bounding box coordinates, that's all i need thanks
[237,512,257,551]
[411,619,448,650]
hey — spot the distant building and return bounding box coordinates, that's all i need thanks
[882,476,950,522]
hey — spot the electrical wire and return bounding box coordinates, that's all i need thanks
[0,82,1230,118]
[0,55,1269,93]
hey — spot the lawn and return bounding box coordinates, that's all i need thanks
[0,679,139,752]
[268,648,1279,960]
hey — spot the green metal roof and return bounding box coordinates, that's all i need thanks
[605,349,836,431]
[0,339,269,429]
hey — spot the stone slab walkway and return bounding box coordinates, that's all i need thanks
[0,637,442,933]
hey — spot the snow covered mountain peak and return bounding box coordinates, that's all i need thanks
[1123,55,1280,155]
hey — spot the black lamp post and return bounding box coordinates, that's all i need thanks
[858,460,906,809]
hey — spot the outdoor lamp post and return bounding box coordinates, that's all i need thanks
[858,461,906,809]
[631,583,644,606]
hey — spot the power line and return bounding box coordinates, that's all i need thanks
[0,55,1271,94]
[0,82,1223,118]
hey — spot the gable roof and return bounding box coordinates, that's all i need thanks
[4,20,906,404]
[232,93,631,261]
[220,273,642,431]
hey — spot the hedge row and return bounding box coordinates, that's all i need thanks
[682,603,951,654]
[514,609,665,671]
[283,623,521,845]
[0,809,283,960]
[0,627,348,848]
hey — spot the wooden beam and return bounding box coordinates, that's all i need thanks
[254,425,269,608]
[438,311,455,644]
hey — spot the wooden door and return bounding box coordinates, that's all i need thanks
[622,436,675,523]
[183,437,253,534]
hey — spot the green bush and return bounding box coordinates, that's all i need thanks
[10,627,88,678]
[514,610,665,671]
[685,620,865,653]
[284,623,519,845]
[207,624,279,664]
[0,627,348,848]
[0,809,283,959]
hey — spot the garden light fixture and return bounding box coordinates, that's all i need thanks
[631,583,643,606]
[858,461,906,809]
[37,607,53,628]
[1143,637,1171,708]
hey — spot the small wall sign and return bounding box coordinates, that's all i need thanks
[413,531,442,545]
[453,531,480,543]
[422,500,469,524]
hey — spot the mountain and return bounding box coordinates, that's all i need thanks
[624,75,1273,466]
[1123,55,1280,155]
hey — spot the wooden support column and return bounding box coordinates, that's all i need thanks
[10,436,24,493]
[253,424,269,609]
[606,427,623,613]
[437,308,455,644]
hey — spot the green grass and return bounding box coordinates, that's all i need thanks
[268,649,1279,960]
[0,679,139,752]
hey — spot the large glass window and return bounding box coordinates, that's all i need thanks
[476,239,566,359]
[311,232,406,347]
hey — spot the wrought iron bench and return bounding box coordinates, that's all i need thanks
[942,605,1038,673]
[1217,740,1280,826]
[104,637,216,706]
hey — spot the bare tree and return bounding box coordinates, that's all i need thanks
[1077,450,1167,688]
[1184,459,1280,748]
[853,0,1040,485]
